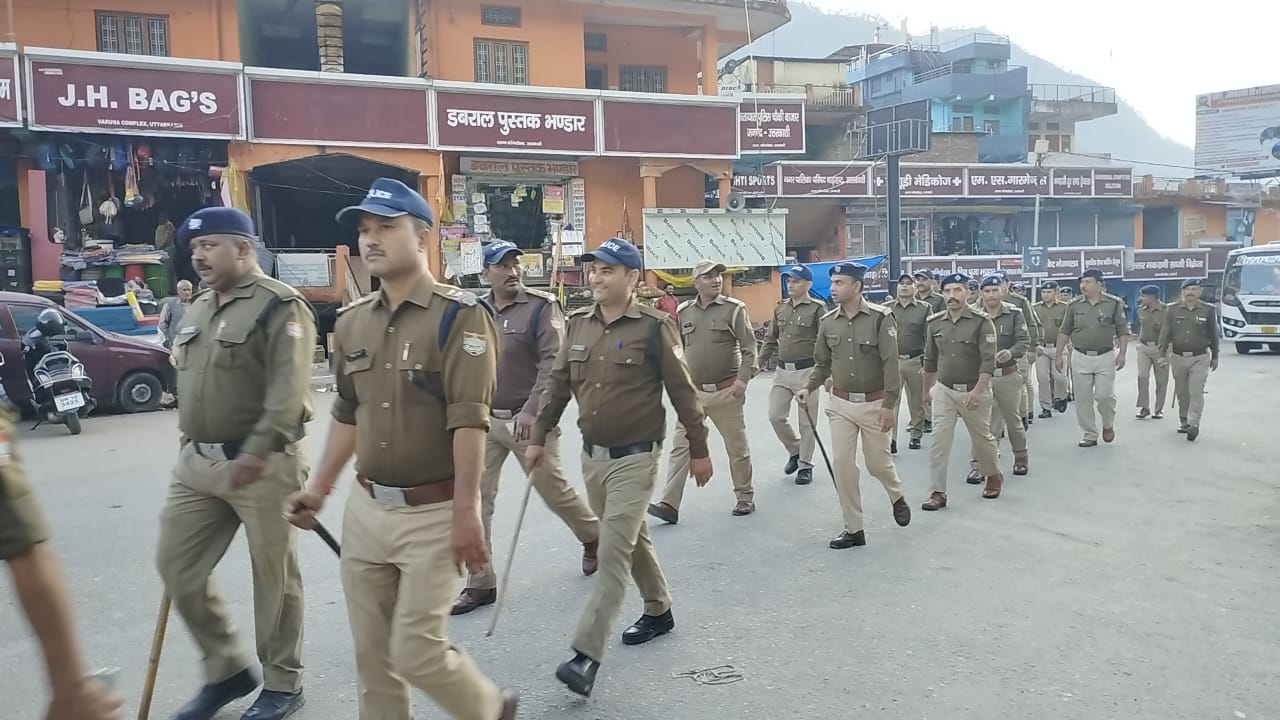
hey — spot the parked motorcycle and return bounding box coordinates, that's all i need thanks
[21,308,96,435]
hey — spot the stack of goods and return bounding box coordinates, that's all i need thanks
[73,305,157,336]
[32,280,64,306]
[62,281,99,310]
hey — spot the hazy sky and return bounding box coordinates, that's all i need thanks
[799,0,1273,153]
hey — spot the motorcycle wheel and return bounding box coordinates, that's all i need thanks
[64,412,81,435]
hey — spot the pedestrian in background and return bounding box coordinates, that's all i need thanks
[888,273,931,452]
[761,265,826,485]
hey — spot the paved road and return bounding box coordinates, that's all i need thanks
[3,349,1278,719]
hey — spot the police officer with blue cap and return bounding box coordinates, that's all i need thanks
[761,264,826,484]
[157,205,317,720]
[284,178,519,719]
[1157,277,1219,440]
[1134,284,1170,419]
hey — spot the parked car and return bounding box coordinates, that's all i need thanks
[0,292,174,414]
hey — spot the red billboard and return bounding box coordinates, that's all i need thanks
[739,98,806,154]
[435,88,597,154]
[25,52,242,138]
[249,73,429,147]
[601,97,738,157]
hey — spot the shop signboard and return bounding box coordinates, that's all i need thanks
[247,69,430,147]
[741,162,1132,199]
[1050,168,1094,197]
[1081,246,1126,278]
[0,44,21,127]
[732,167,780,196]
[601,94,739,158]
[1093,168,1134,198]
[1126,249,1210,281]
[996,255,1025,282]
[1022,246,1049,277]
[778,163,871,197]
[1046,248,1083,279]
[276,253,332,287]
[875,164,966,197]
[953,256,1000,280]
[863,260,890,292]
[434,84,597,155]
[906,257,956,277]
[460,157,579,177]
[24,48,243,138]
[966,166,1050,196]
[738,96,806,154]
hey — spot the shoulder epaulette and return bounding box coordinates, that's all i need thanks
[821,307,840,320]
[926,309,947,322]
[636,303,670,322]
[432,283,478,307]
[524,287,557,302]
[724,296,746,307]
[568,305,593,318]
[677,298,696,313]
[336,292,376,317]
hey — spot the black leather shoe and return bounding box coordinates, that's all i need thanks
[556,652,599,697]
[795,468,813,485]
[829,530,866,549]
[890,439,898,454]
[240,689,304,720]
[908,437,921,450]
[1054,398,1069,413]
[923,420,933,434]
[174,669,260,720]
[1039,409,1053,419]
[1186,425,1199,441]
[965,468,983,485]
[621,610,674,645]
[783,454,800,475]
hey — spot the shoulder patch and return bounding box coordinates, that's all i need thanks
[461,331,488,356]
[336,292,377,317]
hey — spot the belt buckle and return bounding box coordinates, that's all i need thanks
[781,362,795,371]
[370,483,409,508]
[1086,350,1099,356]
[491,409,513,420]
[955,384,969,392]
[898,354,910,360]
[848,392,866,402]
[585,444,611,461]
[1182,352,1193,358]
[198,442,228,462]
[699,383,719,392]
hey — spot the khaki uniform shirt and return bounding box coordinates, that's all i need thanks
[332,275,498,487]
[1136,303,1167,344]
[676,295,756,386]
[173,269,316,457]
[889,298,931,356]
[807,302,900,409]
[0,410,47,560]
[924,306,998,388]
[1032,300,1068,346]
[919,291,945,313]
[489,287,564,417]
[1158,301,1220,357]
[1058,293,1130,353]
[983,301,1029,366]
[534,300,709,458]
[761,295,825,363]
[1008,292,1041,346]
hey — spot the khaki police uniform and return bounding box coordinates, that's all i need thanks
[1158,300,1219,429]
[534,300,707,663]
[1134,302,1170,415]
[807,302,904,533]
[1008,291,1041,417]
[0,409,48,561]
[658,294,756,511]
[331,275,506,720]
[156,269,314,694]
[1057,293,1129,442]
[761,295,826,470]
[467,287,598,593]
[919,290,945,313]
[1032,298,1070,410]
[889,297,931,442]
[924,306,1000,496]
[973,302,1029,470]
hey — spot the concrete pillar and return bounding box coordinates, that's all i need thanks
[701,23,719,95]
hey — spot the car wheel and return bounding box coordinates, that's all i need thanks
[118,372,163,413]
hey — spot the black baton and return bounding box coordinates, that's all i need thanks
[313,521,341,557]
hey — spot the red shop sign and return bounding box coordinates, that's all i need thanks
[739,97,806,154]
[25,50,242,138]
[1046,248,1082,279]
[248,71,429,147]
[434,86,597,155]
[0,46,21,127]
[967,166,1049,196]
[601,96,738,158]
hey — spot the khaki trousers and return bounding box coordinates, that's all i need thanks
[1170,352,1211,425]
[660,387,753,509]
[469,422,598,590]
[1017,356,1034,417]
[987,370,1028,456]
[827,394,903,533]
[1034,346,1069,408]
[574,447,671,662]
[1135,343,1170,413]
[930,384,998,494]
[768,367,817,468]
[1071,350,1117,441]
[155,442,307,692]
[341,490,502,720]
[893,355,926,440]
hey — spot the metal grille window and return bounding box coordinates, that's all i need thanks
[474,39,528,85]
[96,12,169,56]
[619,65,667,93]
[481,5,521,27]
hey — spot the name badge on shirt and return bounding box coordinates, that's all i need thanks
[570,344,586,352]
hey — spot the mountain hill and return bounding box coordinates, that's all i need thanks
[735,4,1193,177]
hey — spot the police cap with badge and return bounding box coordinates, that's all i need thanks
[176,206,256,251]
[829,262,868,280]
[336,177,435,228]
[582,237,643,269]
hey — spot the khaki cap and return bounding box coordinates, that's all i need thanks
[692,259,727,277]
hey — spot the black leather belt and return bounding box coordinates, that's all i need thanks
[583,440,656,460]
[192,439,243,461]
[1172,349,1208,358]
[777,358,815,371]
[898,351,923,360]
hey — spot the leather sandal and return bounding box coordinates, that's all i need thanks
[982,473,1004,499]
[1012,455,1029,476]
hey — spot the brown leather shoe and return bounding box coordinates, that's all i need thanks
[731,501,755,516]
[581,541,598,576]
[921,492,947,511]
[1102,426,1115,443]
[892,496,911,526]
[982,473,1004,499]
[499,688,519,719]
[647,502,678,525]
[451,588,496,616]
[1012,454,1029,476]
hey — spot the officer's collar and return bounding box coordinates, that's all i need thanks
[590,297,644,321]
[833,301,871,319]
[789,293,814,305]
[983,301,1008,317]
[377,273,437,309]
[224,267,265,300]
[486,285,529,306]
[697,294,725,308]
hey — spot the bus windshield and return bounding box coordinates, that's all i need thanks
[1224,254,1280,297]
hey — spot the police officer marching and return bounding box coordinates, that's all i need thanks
[888,273,932,451]
[969,275,1030,480]
[1158,278,1219,441]
[761,265,826,485]
[1134,284,1170,420]
[452,241,601,616]
[157,207,316,720]
[528,238,712,697]
[914,269,945,312]
[1005,278,1042,427]
[797,263,911,549]
[1055,268,1131,448]
[922,273,1003,509]
[1032,280,1070,417]
[284,178,518,720]
[650,259,756,524]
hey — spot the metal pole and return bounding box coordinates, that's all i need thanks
[887,154,902,285]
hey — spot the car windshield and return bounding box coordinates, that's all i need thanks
[1224,255,1280,296]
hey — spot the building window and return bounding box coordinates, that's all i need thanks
[1029,122,1040,130]
[619,65,667,93]
[96,11,169,56]
[585,64,607,90]
[474,39,529,85]
[984,120,1000,134]
[903,218,929,255]
[585,32,607,52]
[951,115,975,132]
[480,5,521,27]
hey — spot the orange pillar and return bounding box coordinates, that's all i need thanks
[423,173,443,279]
[701,23,720,95]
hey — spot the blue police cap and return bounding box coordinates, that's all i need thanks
[1080,268,1105,281]
[897,273,914,283]
[176,207,256,250]
[1140,284,1161,296]
[829,262,868,280]
[336,177,434,228]
[782,264,813,282]
[483,241,521,266]
[1181,278,1202,289]
[967,279,980,290]
[581,237,642,270]
[912,268,934,280]
[1041,280,1059,290]
[980,274,1003,289]
[938,272,968,290]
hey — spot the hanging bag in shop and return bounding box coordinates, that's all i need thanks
[124,143,144,208]
[78,172,95,226]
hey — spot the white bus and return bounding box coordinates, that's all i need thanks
[1220,241,1280,354]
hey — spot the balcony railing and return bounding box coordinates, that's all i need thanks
[938,32,1009,52]
[759,83,860,112]
[851,41,938,70]
[913,62,1025,84]
[1029,84,1115,104]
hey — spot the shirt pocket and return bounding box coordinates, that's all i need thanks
[212,324,252,369]
[342,354,375,398]
[858,338,879,353]
[709,319,735,344]
[171,328,200,370]
[794,312,816,329]
[825,334,842,348]
[500,317,531,342]
[567,347,590,382]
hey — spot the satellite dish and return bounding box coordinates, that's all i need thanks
[725,192,746,211]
